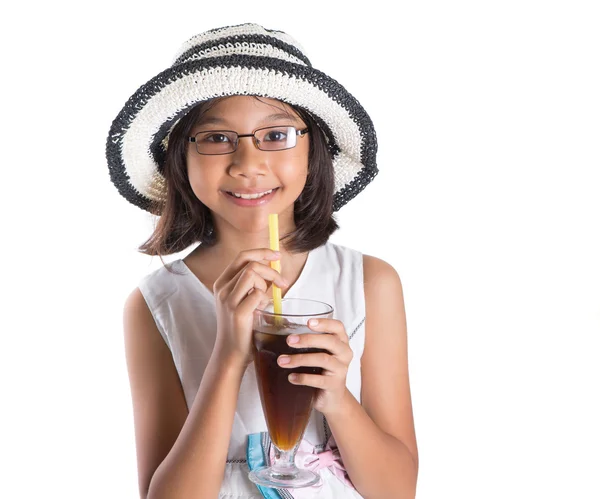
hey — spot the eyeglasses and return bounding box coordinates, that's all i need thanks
[188,126,309,155]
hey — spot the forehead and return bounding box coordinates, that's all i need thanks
[196,96,301,126]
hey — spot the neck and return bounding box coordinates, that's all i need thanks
[188,211,309,291]
[198,211,299,259]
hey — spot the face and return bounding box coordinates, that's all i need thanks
[186,96,309,236]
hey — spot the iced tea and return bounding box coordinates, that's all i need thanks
[253,324,325,451]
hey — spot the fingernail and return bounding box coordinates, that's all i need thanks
[287,335,299,344]
[308,319,318,327]
[288,374,298,382]
[278,355,290,365]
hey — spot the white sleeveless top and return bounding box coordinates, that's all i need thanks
[139,242,366,498]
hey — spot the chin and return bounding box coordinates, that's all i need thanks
[240,218,272,234]
[225,212,273,234]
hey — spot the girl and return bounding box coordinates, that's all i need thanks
[107,23,418,499]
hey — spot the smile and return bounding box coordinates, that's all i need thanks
[223,187,280,207]
[228,189,274,199]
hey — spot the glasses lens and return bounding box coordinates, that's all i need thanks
[255,126,297,151]
[194,131,237,154]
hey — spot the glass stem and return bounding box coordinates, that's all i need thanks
[271,446,297,476]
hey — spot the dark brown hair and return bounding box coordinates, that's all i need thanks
[138,97,338,257]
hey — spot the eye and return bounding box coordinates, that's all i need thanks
[203,132,231,143]
[263,129,288,142]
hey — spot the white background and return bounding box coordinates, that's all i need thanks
[2,1,599,498]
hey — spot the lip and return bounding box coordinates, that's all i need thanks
[222,187,279,207]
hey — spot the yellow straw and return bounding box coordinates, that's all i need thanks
[268,214,283,323]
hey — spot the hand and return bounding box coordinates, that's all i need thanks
[277,318,353,415]
[212,249,288,366]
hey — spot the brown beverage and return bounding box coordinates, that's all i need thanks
[253,324,326,451]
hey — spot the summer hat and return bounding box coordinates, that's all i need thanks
[106,23,378,214]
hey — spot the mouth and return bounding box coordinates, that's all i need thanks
[223,187,280,206]
[225,188,277,200]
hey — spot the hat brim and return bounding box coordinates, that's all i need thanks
[106,56,377,213]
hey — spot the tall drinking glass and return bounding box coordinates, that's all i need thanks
[249,298,334,488]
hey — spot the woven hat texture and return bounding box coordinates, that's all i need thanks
[106,23,378,213]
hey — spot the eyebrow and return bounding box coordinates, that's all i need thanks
[259,112,302,124]
[195,112,301,129]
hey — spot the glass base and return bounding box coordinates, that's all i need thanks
[248,466,320,489]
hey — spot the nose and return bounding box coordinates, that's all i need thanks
[228,136,269,178]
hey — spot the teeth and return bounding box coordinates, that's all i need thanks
[231,189,273,199]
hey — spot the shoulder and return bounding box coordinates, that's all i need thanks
[362,254,403,297]
[363,254,400,279]
[319,243,403,299]
[123,287,158,340]
[123,287,176,386]
[138,260,186,310]
[126,262,185,346]
[361,254,406,336]
[124,286,150,317]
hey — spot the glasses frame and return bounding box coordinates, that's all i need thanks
[188,125,309,156]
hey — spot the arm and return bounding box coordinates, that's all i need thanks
[324,255,418,498]
[124,249,284,498]
[124,288,245,499]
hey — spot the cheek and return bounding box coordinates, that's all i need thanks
[187,164,217,203]
[278,153,309,184]
[187,167,203,192]
[280,167,308,198]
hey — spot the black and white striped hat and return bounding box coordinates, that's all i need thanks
[106,23,378,213]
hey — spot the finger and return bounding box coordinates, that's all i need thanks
[217,258,286,305]
[243,260,288,289]
[215,263,251,303]
[213,249,281,292]
[237,287,268,317]
[286,332,350,359]
[228,259,288,293]
[307,318,349,344]
[288,372,329,390]
[225,269,267,308]
[228,265,287,306]
[278,351,346,373]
